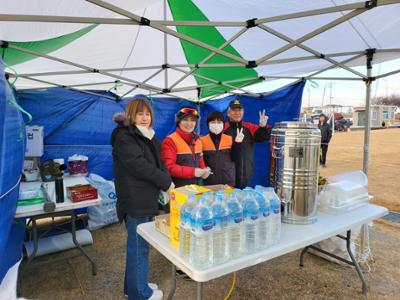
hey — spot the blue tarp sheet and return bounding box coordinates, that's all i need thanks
[0,59,26,283]
[16,82,304,184]
[0,80,304,280]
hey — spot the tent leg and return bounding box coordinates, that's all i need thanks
[362,49,374,176]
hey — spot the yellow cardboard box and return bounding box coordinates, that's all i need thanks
[169,185,211,248]
[169,184,233,248]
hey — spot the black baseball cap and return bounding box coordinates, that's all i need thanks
[229,99,243,109]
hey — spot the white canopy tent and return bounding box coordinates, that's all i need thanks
[1,0,400,173]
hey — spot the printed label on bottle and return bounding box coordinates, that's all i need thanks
[201,219,214,231]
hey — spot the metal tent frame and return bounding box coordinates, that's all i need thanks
[2,0,400,173]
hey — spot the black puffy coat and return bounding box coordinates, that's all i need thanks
[111,119,171,221]
[318,114,332,144]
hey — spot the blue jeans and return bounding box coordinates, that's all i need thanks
[124,215,153,300]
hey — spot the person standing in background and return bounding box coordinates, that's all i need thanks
[111,98,173,300]
[201,111,242,187]
[224,99,272,188]
[318,113,332,168]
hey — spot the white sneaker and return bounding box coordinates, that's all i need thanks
[148,283,158,290]
[148,289,163,300]
[124,283,158,297]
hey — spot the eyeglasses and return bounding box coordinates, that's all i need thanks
[179,107,198,116]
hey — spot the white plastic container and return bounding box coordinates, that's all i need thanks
[318,181,370,214]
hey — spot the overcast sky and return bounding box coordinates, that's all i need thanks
[249,58,400,108]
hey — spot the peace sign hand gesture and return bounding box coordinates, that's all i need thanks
[259,109,268,127]
[235,128,244,143]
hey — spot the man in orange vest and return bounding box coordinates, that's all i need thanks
[224,99,272,188]
[161,107,211,188]
[201,111,242,187]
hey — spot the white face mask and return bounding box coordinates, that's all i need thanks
[209,123,224,135]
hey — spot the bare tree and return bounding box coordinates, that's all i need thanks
[372,94,400,107]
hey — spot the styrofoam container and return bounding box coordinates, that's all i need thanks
[317,180,371,214]
[329,170,367,187]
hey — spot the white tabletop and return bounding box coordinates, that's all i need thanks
[15,176,101,218]
[137,204,388,282]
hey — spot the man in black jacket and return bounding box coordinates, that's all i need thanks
[224,99,272,188]
[318,113,332,168]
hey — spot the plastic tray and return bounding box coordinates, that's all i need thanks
[319,195,372,215]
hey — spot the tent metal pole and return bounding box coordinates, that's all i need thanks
[168,27,248,90]
[86,0,248,65]
[4,0,400,27]
[0,14,137,24]
[12,48,374,78]
[171,66,259,96]
[307,53,366,78]
[4,42,163,93]
[120,69,164,98]
[255,0,400,24]
[17,65,166,77]
[256,9,366,65]
[18,75,118,100]
[363,49,374,175]
[64,81,119,88]
[375,68,400,79]
[163,0,168,90]
[259,75,363,81]
[258,24,366,78]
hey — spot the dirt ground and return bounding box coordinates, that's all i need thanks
[18,128,400,300]
[319,127,400,212]
[19,221,400,300]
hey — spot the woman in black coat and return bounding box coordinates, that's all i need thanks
[111,98,172,300]
[318,113,332,167]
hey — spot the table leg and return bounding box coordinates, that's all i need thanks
[24,218,38,269]
[70,212,97,275]
[197,282,203,300]
[299,245,311,267]
[167,264,176,300]
[345,230,368,294]
[299,230,368,294]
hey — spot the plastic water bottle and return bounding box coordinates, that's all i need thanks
[211,194,229,265]
[234,189,245,204]
[254,186,271,248]
[203,191,214,206]
[266,187,281,245]
[189,197,214,269]
[242,189,260,254]
[179,194,196,261]
[215,190,225,202]
[226,192,244,259]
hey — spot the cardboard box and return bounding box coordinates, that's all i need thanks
[67,184,98,202]
[154,214,170,238]
[25,126,44,157]
[169,185,211,248]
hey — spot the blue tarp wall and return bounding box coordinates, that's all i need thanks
[16,81,304,185]
[0,79,303,281]
[0,59,26,283]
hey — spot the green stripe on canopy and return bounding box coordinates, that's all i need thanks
[2,24,97,67]
[168,0,260,98]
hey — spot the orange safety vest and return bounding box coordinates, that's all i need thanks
[200,133,235,187]
[168,131,202,187]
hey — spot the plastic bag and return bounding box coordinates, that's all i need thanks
[86,173,118,230]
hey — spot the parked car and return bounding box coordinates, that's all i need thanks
[334,118,353,131]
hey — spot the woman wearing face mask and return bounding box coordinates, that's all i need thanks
[200,111,242,187]
[161,107,211,188]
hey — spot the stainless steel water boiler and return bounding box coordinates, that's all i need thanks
[269,121,321,224]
